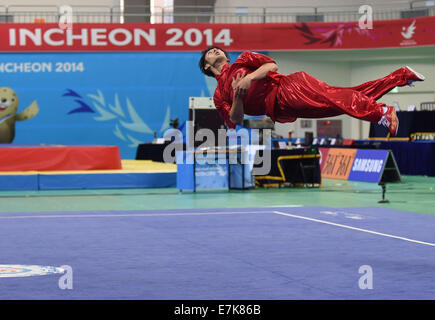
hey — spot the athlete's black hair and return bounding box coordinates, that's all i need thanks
[198,46,229,78]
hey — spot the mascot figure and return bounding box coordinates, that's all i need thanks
[0,87,39,143]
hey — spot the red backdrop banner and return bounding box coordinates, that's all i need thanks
[0,17,434,52]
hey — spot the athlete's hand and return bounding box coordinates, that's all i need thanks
[232,71,245,96]
[235,73,252,97]
[232,71,251,99]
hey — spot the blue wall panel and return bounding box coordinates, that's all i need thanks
[1,51,242,159]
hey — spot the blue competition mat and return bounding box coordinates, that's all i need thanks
[0,206,434,300]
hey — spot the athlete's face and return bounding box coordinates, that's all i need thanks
[204,48,228,70]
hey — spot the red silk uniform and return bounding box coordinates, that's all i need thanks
[213,51,413,129]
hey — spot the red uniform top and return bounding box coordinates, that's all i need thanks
[213,51,285,129]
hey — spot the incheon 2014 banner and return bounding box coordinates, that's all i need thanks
[0,17,434,52]
[0,17,433,159]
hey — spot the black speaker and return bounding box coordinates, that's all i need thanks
[189,108,226,148]
[305,131,313,145]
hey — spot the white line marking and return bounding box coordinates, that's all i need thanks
[268,205,303,208]
[320,211,339,216]
[0,210,274,220]
[273,211,435,247]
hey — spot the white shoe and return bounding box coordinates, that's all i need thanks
[405,66,425,87]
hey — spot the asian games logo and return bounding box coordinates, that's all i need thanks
[0,265,65,278]
[400,20,417,46]
[0,264,73,290]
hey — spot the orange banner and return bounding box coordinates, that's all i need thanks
[321,148,357,180]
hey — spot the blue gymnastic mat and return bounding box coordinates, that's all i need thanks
[0,206,434,300]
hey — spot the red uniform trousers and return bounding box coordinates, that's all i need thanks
[273,67,411,123]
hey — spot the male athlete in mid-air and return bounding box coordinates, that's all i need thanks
[198,46,425,136]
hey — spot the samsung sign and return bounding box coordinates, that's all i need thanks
[351,158,384,173]
[348,149,389,183]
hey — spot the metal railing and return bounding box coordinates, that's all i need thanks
[0,2,433,24]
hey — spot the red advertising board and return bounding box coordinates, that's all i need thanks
[0,16,434,52]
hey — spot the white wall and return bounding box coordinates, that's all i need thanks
[0,0,119,6]
[0,0,121,22]
[212,0,415,23]
[0,0,415,11]
[215,0,411,9]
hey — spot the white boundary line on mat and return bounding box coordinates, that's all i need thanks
[273,211,435,247]
[0,210,275,219]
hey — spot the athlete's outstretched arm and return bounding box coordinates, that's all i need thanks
[234,63,278,96]
[248,62,278,80]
